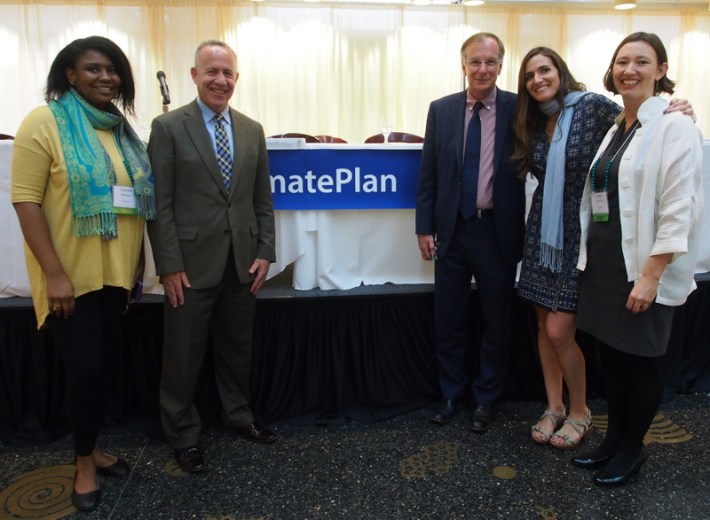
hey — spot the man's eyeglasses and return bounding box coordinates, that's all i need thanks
[466,58,500,68]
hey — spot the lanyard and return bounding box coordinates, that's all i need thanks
[590,120,640,193]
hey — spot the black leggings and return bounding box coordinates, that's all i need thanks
[49,286,126,456]
[599,341,663,456]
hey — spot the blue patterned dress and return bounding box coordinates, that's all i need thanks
[517,93,621,312]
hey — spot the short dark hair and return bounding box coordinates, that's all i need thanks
[603,32,675,95]
[194,40,237,69]
[45,36,136,114]
[512,47,585,178]
[460,32,505,62]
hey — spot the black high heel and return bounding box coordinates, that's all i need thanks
[593,447,648,487]
[572,451,615,470]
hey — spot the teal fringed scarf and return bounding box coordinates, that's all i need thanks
[48,89,155,239]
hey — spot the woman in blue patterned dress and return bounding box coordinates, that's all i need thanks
[512,47,690,450]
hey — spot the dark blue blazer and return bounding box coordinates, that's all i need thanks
[415,88,525,266]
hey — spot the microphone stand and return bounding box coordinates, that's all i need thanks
[157,71,171,114]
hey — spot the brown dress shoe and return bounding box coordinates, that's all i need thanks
[174,446,205,473]
[240,422,278,444]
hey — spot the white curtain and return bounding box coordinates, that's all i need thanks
[1,1,709,141]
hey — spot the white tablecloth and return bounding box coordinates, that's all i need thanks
[2,140,709,297]
[274,208,433,290]
[0,141,31,297]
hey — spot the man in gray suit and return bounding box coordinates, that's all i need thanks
[147,40,277,474]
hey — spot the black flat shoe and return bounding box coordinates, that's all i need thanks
[71,475,100,512]
[96,457,130,478]
[72,488,101,512]
[431,400,458,425]
[593,448,648,488]
[572,451,615,470]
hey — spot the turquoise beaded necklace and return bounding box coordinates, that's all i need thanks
[590,119,640,193]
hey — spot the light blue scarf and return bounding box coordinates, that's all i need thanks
[539,90,590,273]
[48,89,155,239]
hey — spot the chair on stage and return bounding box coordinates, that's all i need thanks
[0,134,14,140]
[315,135,348,144]
[364,132,423,143]
[268,132,319,143]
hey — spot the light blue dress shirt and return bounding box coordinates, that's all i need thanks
[195,97,234,159]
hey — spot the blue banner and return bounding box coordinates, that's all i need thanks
[269,148,422,210]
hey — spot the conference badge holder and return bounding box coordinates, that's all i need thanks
[591,191,609,222]
[112,185,138,215]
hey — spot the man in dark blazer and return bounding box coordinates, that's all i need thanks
[416,32,525,432]
[147,40,277,473]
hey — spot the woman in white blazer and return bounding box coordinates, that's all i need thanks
[572,32,703,487]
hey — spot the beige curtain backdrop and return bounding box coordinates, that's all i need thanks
[1,0,709,141]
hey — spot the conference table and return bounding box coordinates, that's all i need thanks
[0,139,435,296]
[2,139,710,298]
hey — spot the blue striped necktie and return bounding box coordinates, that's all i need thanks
[214,113,232,190]
[460,101,483,220]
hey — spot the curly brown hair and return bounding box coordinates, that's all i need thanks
[45,36,136,115]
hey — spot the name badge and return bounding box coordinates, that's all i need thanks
[591,191,609,222]
[112,185,137,215]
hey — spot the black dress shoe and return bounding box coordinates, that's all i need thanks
[96,457,130,478]
[572,451,615,470]
[593,448,648,487]
[471,404,494,433]
[174,446,205,473]
[431,399,458,425]
[239,422,278,444]
[71,475,100,512]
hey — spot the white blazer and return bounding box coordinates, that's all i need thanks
[578,96,704,306]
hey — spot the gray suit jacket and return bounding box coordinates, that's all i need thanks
[147,100,275,289]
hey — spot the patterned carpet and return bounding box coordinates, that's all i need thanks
[1,394,708,520]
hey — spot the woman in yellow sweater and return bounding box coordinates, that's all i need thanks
[11,36,155,512]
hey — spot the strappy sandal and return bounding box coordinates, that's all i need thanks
[531,408,567,445]
[550,408,593,450]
